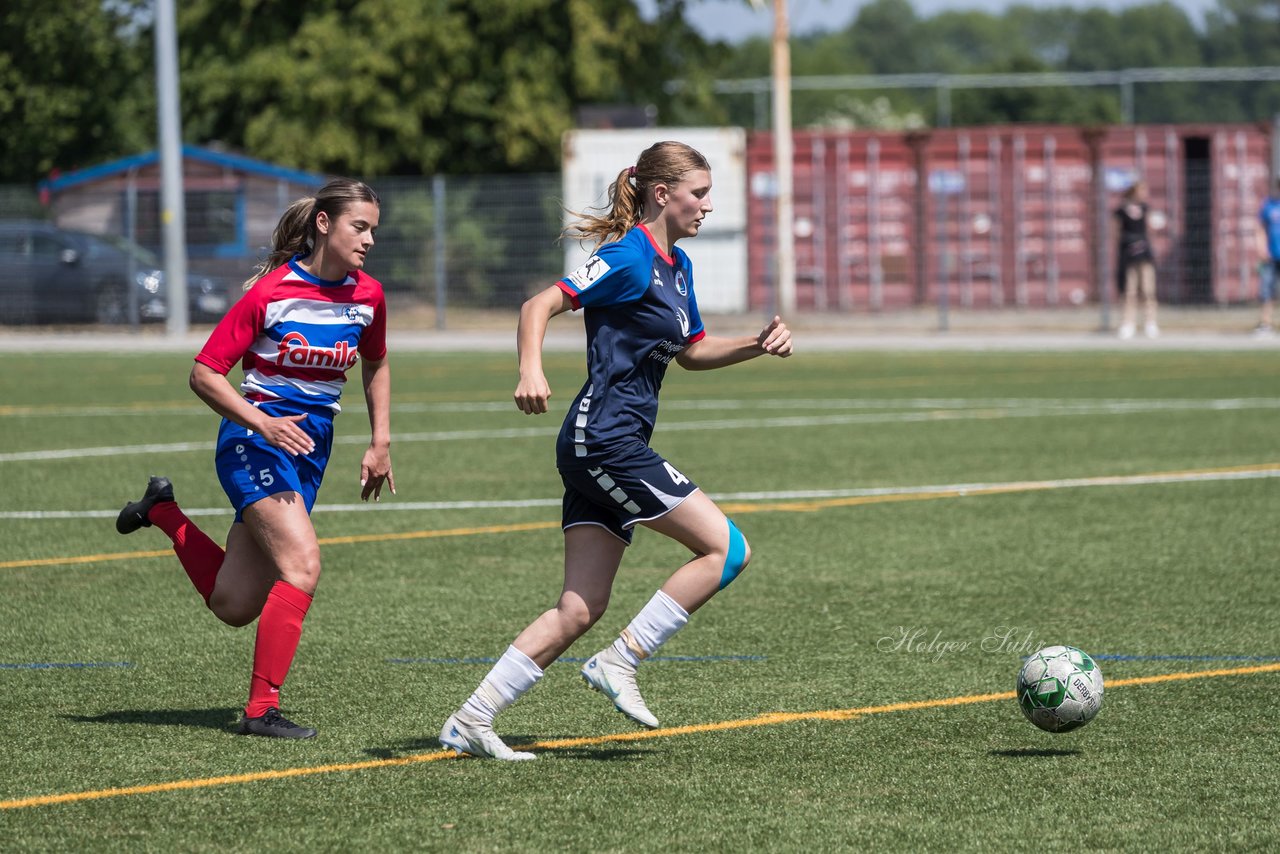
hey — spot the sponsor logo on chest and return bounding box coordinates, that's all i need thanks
[276,332,359,369]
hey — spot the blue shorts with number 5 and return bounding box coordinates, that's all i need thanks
[214,400,334,522]
[559,443,699,545]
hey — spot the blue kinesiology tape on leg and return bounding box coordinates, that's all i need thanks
[719,519,748,590]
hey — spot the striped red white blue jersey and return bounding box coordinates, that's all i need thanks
[195,257,387,414]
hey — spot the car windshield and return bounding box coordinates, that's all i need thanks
[76,232,161,267]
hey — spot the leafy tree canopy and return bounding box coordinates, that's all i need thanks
[3,0,1280,182]
[0,0,153,182]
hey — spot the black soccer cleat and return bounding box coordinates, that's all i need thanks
[237,707,318,739]
[115,476,175,534]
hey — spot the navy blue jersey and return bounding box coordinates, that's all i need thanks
[1261,196,1280,260]
[555,225,706,470]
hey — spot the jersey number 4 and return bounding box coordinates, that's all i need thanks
[664,462,689,486]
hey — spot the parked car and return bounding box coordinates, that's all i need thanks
[0,220,230,325]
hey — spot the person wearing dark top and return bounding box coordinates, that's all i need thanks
[1115,181,1159,339]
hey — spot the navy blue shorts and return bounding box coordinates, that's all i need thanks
[560,445,699,545]
[214,400,334,522]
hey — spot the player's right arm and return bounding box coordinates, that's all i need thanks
[188,363,315,457]
[514,285,575,415]
[189,280,314,456]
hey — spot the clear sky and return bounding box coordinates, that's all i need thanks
[635,0,1221,42]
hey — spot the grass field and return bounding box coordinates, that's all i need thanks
[2,345,1279,851]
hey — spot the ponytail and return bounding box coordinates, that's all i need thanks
[561,168,643,248]
[243,197,314,290]
[562,141,711,250]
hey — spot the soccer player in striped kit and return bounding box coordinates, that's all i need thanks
[116,178,393,739]
[441,141,792,760]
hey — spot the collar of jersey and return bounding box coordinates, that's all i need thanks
[637,224,674,266]
[288,254,351,287]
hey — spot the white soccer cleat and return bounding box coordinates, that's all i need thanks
[580,646,660,729]
[1117,323,1136,340]
[1144,322,1160,339]
[439,713,536,761]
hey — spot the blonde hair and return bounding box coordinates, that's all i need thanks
[244,177,380,289]
[562,141,711,248]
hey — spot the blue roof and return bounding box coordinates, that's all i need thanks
[39,145,326,193]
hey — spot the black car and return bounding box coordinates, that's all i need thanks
[0,220,230,325]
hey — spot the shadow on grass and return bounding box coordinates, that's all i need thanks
[64,708,238,731]
[364,735,654,762]
[990,748,1082,758]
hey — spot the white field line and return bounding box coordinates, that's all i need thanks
[4,397,1279,464]
[4,396,1279,419]
[5,466,1278,522]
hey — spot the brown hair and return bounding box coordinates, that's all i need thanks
[562,141,711,248]
[243,177,381,289]
[1122,180,1146,201]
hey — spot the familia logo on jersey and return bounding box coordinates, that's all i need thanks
[275,330,360,369]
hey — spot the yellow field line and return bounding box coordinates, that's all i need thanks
[3,463,1277,572]
[0,522,559,570]
[3,661,1277,811]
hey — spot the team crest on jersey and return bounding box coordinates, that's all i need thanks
[674,270,688,296]
[568,255,610,290]
[675,306,690,338]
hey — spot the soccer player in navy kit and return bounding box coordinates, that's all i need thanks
[1254,176,1280,335]
[441,141,792,760]
[116,178,394,739]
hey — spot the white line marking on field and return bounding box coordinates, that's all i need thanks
[6,396,1279,420]
[5,466,1277,521]
[4,398,1280,464]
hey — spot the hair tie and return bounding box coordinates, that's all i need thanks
[628,166,636,179]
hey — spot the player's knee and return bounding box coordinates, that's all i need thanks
[557,596,607,635]
[208,590,259,627]
[718,520,750,590]
[276,551,321,595]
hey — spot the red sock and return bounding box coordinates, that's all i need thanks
[148,501,224,604]
[245,580,313,719]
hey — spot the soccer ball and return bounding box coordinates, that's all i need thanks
[1016,645,1104,733]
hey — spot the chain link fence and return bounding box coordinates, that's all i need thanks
[1,174,564,328]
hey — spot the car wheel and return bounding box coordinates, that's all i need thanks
[94,281,129,325]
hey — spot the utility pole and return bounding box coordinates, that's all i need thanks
[772,0,796,315]
[155,0,188,336]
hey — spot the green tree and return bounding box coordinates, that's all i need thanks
[0,0,153,182]
[1202,0,1280,121]
[176,0,712,176]
[950,55,1120,127]
[846,0,924,74]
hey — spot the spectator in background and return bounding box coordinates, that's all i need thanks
[115,178,393,739]
[1115,181,1159,339]
[1255,176,1280,336]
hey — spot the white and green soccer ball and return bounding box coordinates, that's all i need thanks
[1016,645,1104,733]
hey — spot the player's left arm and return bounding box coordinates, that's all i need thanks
[677,315,792,371]
[359,355,394,501]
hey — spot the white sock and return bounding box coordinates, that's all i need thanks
[611,590,690,667]
[460,645,543,724]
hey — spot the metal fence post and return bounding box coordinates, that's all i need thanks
[433,174,446,331]
[1084,127,1111,331]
